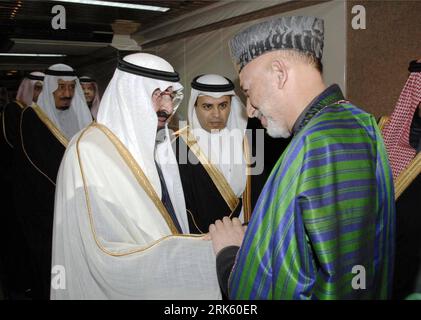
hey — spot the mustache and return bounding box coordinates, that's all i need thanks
[156,111,170,119]
[60,97,72,101]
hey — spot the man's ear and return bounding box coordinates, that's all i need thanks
[271,59,287,89]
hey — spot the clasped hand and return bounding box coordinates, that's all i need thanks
[203,216,247,255]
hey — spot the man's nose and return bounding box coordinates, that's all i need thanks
[160,95,174,113]
[211,107,221,118]
[63,86,73,97]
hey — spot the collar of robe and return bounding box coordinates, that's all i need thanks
[292,84,345,135]
[117,58,180,82]
[27,74,44,81]
[45,69,77,77]
[191,74,234,92]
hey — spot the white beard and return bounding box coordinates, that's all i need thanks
[266,116,291,138]
[257,101,291,139]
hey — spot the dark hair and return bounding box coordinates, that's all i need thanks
[315,58,323,74]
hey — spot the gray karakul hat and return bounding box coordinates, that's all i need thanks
[229,16,324,72]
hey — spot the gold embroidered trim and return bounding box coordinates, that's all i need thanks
[31,104,68,147]
[395,152,421,200]
[1,101,26,148]
[186,208,206,234]
[76,124,198,257]
[378,116,390,132]
[20,107,60,186]
[179,126,240,213]
[93,123,179,234]
[1,111,13,148]
[15,100,26,110]
[242,136,252,223]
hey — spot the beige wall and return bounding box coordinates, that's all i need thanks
[146,0,347,120]
[346,0,421,118]
[80,1,420,121]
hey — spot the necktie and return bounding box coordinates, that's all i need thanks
[155,161,182,233]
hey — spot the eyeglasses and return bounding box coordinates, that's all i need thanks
[152,88,184,109]
[152,89,175,100]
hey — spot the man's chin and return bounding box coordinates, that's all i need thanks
[208,124,225,131]
[157,121,166,129]
[266,120,291,138]
[56,105,71,110]
[266,130,287,138]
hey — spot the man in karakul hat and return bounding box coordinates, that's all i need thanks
[207,16,395,300]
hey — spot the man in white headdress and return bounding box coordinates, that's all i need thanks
[173,74,263,234]
[16,71,45,108]
[51,53,221,299]
[1,71,46,158]
[1,71,46,169]
[79,76,101,120]
[34,64,92,140]
[12,64,92,299]
[1,71,46,155]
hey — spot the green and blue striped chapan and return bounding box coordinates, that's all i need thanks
[228,85,395,299]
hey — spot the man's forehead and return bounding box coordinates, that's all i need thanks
[153,86,174,93]
[81,82,94,88]
[197,95,231,103]
[57,79,76,84]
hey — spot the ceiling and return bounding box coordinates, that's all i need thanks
[0,1,218,34]
[0,0,219,90]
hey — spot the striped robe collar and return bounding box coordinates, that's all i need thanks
[292,84,345,135]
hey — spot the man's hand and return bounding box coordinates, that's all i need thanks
[207,216,245,255]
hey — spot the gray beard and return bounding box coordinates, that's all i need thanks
[156,127,166,143]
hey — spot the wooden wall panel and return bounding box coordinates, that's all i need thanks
[346,0,421,118]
